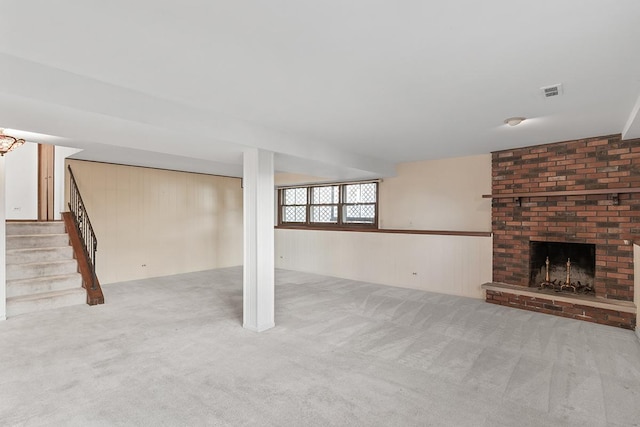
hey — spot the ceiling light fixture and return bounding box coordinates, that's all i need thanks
[504,117,526,127]
[0,128,25,156]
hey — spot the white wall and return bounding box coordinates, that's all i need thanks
[67,160,243,284]
[54,146,82,219]
[274,154,493,299]
[0,156,6,320]
[4,143,82,220]
[4,142,37,219]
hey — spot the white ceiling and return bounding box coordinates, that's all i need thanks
[1,0,640,179]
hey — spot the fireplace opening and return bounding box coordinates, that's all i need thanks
[529,241,596,295]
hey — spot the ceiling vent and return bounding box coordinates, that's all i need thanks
[541,83,563,98]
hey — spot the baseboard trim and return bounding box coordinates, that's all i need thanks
[243,322,275,333]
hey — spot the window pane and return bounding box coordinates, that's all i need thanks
[283,206,306,222]
[343,204,375,224]
[360,183,376,203]
[284,188,307,205]
[345,183,376,203]
[280,182,377,227]
[311,186,339,204]
[311,205,338,223]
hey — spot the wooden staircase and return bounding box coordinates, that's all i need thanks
[5,221,86,317]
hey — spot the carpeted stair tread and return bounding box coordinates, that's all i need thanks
[6,234,70,250]
[6,288,86,317]
[6,259,79,281]
[6,246,74,264]
[6,222,66,235]
[7,273,83,298]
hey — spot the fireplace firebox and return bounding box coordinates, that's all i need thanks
[529,241,596,295]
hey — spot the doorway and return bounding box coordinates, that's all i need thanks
[38,143,55,221]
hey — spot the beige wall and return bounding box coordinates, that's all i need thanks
[275,172,329,187]
[379,154,491,232]
[275,155,493,298]
[66,160,243,284]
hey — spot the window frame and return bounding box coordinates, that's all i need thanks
[279,187,308,224]
[309,185,340,225]
[278,181,379,229]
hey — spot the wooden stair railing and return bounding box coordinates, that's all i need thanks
[63,165,104,305]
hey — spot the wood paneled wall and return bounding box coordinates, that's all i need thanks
[276,229,492,298]
[66,160,243,284]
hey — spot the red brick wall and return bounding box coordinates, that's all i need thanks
[492,134,640,301]
[486,290,635,329]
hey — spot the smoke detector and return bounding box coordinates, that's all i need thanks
[541,83,563,98]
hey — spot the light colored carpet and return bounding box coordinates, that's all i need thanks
[0,267,639,426]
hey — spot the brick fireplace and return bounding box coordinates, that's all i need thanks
[482,134,639,329]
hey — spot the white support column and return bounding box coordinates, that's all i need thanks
[0,155,6,320]
[243,148,275,332]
